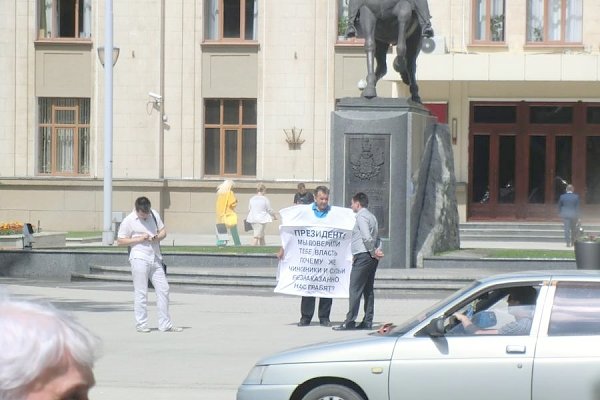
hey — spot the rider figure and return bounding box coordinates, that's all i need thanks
[345,0,434,39]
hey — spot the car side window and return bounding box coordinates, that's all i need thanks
[446,284,540,336]
[548,282,600,336]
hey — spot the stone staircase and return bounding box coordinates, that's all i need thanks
[460,222,600,243]
[67,221,589,297]
[71,264,479,298]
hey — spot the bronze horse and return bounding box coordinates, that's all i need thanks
[357,0,423,102]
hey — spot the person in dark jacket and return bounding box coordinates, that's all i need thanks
[558,184,580,247]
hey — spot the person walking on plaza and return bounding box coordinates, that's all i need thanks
[293,182,314,205]
[117,196,182,333]
[333,192,384,331]
[278,185,335,327]
[246,183,277,246]
[0,298,100,400]
[215,179,242,246]
[558,184,580,247]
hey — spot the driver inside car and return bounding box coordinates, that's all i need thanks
[453,286,538,335]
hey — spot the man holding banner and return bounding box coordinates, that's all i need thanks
[276,186,355,327]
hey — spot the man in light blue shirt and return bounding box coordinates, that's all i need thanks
[278,186,341,327]
[333,192,384,330]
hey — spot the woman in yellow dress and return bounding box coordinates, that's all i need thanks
[215,180,241,246]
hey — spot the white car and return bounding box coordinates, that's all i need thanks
[238,270,600,400]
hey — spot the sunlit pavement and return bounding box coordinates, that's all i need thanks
[1,279,438,400]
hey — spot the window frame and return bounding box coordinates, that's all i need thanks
[336,0,365,45]
[526,0,583,45]
[439,282,542,337]
[204,0,258,42]
[472,0,506,44]
[203,99,257,177]
[37,0,92,41]
[38,97,91,176]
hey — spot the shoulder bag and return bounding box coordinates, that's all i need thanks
[150,211,167,274]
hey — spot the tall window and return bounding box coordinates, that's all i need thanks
[527,0,582,43]
[473,0,505,42]
[205,0,257,41]
[38,0,91,39]
[204,99,257,176]
[38,98,90,175]
[338,0,350,38]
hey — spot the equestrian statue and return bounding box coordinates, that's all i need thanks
[345,0,434,102]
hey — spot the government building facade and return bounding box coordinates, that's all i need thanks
[1,0,599,236]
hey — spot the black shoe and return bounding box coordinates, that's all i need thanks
[297,319,311,327]
[319,319,332,327]
[356,322,373,330]
[422,26,434,38]
[332,322,356,331]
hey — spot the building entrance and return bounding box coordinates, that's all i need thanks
[468,101,600,221]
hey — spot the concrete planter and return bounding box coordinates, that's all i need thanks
[574,240,600,270]
[0,232,66,249]
[0,234,26,248]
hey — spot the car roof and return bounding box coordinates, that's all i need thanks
[479,269,600,285]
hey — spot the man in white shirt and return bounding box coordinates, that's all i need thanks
[117,196,182,333]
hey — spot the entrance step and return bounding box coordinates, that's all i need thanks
[460,222,600,242]
[71,265,475,298]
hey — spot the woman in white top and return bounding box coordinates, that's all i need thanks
[246,184,277,245]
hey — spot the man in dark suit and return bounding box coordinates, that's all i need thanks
[558,184,580,247]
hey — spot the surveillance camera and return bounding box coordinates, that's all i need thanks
[148,92,162,101]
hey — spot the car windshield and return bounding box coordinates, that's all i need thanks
[389,281,480,335]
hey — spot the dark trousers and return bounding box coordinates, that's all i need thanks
[563,217,578,245]
[300,296,332,322]
[345,252,379,325]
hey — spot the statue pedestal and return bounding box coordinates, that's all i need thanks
[331,97,436,268]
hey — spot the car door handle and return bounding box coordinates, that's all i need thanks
[506,345,526,354]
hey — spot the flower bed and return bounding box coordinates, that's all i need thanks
[0,222,24,235]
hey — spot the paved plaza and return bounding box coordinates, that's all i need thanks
[1,279,438,400]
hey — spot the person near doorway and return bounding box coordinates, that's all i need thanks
[558,184,580,247]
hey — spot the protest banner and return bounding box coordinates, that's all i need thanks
[275,205,355,298]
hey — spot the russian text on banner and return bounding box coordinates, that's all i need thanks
[275,205,355,298]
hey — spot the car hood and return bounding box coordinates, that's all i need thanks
[255,335,398,366]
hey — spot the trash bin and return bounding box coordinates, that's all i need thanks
[112,212,126,241]
[574,239,600,270]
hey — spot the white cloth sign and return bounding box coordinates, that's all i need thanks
[275,204,355,298]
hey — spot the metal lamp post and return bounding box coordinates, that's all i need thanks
[97,0,119,245]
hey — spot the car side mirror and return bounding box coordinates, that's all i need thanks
[425,317,445,337]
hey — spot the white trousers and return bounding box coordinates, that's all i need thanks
[130,257,173,331]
